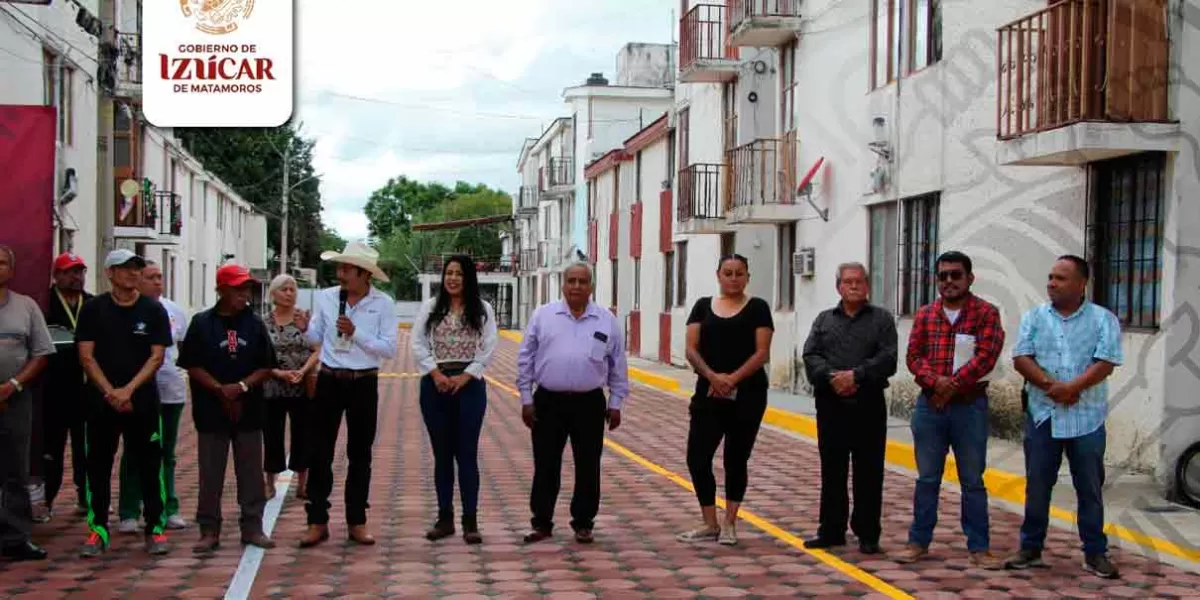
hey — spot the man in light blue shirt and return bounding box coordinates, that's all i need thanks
[1007,255,1122,579]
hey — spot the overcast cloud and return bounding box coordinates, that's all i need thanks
[295,0,677,239]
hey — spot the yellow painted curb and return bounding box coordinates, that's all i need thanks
[498,330,681,392]
[495,329,1200,565]
[484,375,914,600]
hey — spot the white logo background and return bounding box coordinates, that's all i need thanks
[143,0,294,127]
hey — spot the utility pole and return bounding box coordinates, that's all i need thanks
[280,143,289,277]
[96,0,116,293]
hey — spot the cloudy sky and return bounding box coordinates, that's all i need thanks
[295,0,676,239]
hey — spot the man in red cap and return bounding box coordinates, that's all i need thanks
[178,263,278,552]
[38,252,92,521]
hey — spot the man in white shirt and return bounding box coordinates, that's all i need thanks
[116,260,189,532]
[299,242,399,548]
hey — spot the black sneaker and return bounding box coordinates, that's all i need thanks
[145,533,170,556]
[80,532,106,558]
[1005,548,1048,569]
[1084,554,1119,579]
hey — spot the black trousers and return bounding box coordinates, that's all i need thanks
[42,381,88,510]
[305,371,378,526]
[84,393,166,540]
[529,387,606,532]
[263,395,312,474]
[815,392,888,544]
[686,387,768,507]
[0,391,33,547]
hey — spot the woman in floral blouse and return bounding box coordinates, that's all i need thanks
[411,255,498,544]
[263,275,321,501]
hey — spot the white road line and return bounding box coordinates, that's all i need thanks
[224,459,292,600]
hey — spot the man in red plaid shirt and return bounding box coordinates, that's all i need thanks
[894,251,1006,569]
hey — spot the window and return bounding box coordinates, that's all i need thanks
[723,82,738,151]
[169,255,177,301]
[869,202,900,311]
[61,66,74,146]
[188,173,196,217]
[676,241,688,307]
[664,250,676,312]
[677,108,690,168]
[780,40,797,134]
[201,263,208,306]
[43,48,56,106]
[910,0,942,72]
[218,193,226,229]
[899,192,940,315]
[633,259,641,310]
[720,232,736,257]
[610,259,619,308]
[1087,152,1165,329]
[202,183,209,222]
[777,223,796,310]
[667,129,676,187]
[189,260,196,306]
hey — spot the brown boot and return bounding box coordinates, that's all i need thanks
[242,531,276,549]
[298,524,329,548]
[348,525,376,545]
[893,543,928,564]
[969,550,1005,570]
[192,530,220,554]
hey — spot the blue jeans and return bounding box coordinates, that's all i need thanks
[908,393,991,552]
[419,373,487,521]
[1019,415,1107,555]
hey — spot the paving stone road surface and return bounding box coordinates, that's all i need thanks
[3,332,1199,599]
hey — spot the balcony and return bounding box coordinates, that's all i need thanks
[114,188,182,243]
[114,32,142,98]
[545,157,575,197]
[995,0,1176,166]
[677,164,733,235]
[725,135,802,223]
[517,186,539,214]
[536,239,565,270]
[679,4,739,83]
[519,248,538,274]
[421,254,516,276]
[728,0,803,48]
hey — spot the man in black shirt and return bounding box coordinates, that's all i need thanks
[41,252,93,519]
[802,262,898,554]
[75,249,173,557]
[178,264,277,552]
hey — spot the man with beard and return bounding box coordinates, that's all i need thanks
[40,253,92,520]
[178,264,277,552]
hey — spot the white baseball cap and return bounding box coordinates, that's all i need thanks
[104,249,147,269]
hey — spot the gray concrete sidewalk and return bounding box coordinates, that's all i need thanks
[626,355,1200,571]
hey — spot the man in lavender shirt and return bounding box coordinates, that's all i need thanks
[517,261,629,544]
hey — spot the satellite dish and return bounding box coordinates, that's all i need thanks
[119,179,140,198]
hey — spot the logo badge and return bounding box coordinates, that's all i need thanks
[144,0,293,127]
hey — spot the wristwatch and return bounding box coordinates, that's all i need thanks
[238,381,249,393]
[7,378,21,392]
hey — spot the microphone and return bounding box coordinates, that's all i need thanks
[338,289,348,339]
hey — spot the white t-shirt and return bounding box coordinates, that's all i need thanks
[155,297,189,405]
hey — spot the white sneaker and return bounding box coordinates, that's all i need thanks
[718,522,738,546]
[117,519,139,534]
[166,515,188,530]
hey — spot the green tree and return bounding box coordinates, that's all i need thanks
[175,124,325,271]
[316,226,347,287]
[363,176,454,240]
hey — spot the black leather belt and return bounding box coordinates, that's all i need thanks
[537,387,602,397]
[320,366,379,380]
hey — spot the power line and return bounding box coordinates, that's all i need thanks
[321,91,646,124]
[0,3,100,67]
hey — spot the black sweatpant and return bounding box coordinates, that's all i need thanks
[814,392,887,544]
[305,372,378,526]
[84,393,165,542]
[42,381,88,510]
[263,395,312,474]
[685,387,768,507]
[529,387,607,533]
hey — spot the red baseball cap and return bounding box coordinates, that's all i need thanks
[215,263,255,288]
[53,252,86,271]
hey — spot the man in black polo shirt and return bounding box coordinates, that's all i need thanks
[75,249,173,557]
[178,264,277,552]
[801,261,898,555]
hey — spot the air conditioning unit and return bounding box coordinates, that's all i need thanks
[792,247,815,278]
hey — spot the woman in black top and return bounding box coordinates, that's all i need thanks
[677,254,773,546]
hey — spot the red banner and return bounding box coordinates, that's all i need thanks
[0,105,56,309]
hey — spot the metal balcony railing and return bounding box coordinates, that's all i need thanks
[726,137,797,208]
[547,157,574,188]
[518,186,539,211]
[680,4,733,71]
[422,254,516,275]
[115,184,181,236]
[519,248,538,273]
[677,164,726,221]
[997,0,1169,139]
[729,0,802,29]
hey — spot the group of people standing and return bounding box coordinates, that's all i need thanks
[0,240,400,559]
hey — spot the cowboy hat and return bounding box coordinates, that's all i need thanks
[320,240,390,282]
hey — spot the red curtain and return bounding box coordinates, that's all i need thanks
[0,105,56,309]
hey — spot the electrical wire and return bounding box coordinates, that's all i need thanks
[321,91,650,124]
[0,3,100,67]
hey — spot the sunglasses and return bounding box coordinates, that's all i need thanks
[937,270,965,282]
